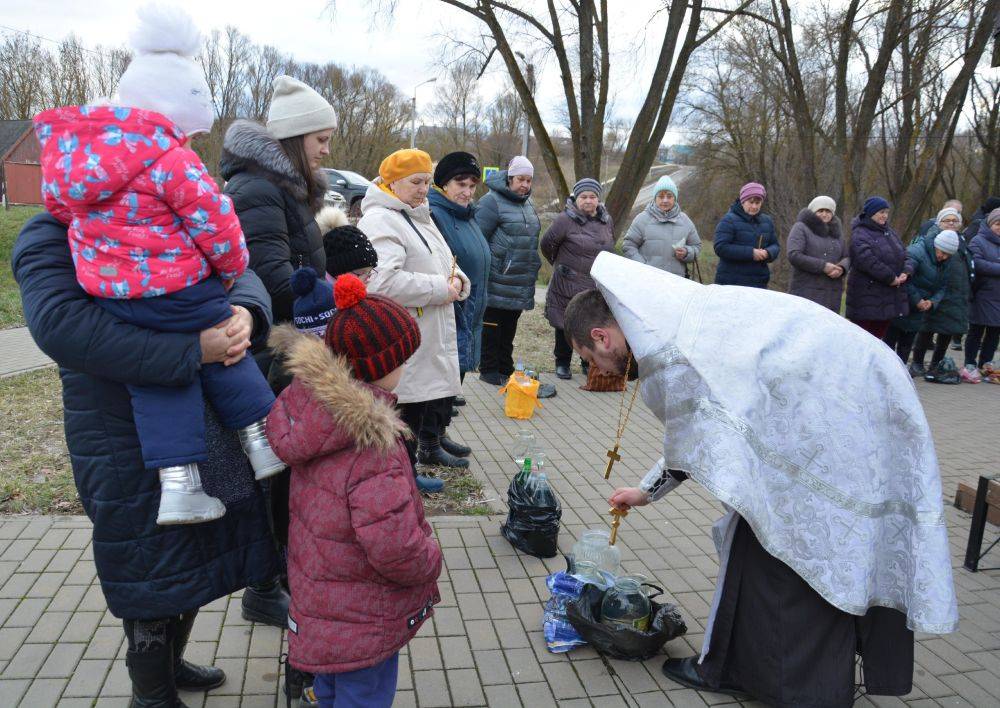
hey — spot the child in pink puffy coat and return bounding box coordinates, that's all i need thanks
[33,5,283,525]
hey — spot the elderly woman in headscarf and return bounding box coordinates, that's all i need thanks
[358,149,471,491]
[541,177,615,380]
[785,195,848,312]
[622,174,701,278]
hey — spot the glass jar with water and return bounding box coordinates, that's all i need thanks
[600,575,652,632]
[571,529,621,576]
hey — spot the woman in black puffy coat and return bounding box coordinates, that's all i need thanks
[221,76,338,329]
[219,77,337,694]
[13,213,280,706]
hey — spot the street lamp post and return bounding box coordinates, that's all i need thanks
[410,77,438,148]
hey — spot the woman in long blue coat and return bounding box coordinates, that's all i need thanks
[13,213,280,705]
[428,152,491,454]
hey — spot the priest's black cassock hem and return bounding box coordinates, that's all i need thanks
[696,517,914,708]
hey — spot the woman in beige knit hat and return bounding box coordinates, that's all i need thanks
[218,75,337,701]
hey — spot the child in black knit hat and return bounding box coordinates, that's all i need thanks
[316,206,379,281]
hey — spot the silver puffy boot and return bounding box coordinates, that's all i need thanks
[238,420,285,480]
[156,464,226,525]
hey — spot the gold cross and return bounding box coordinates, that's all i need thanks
[604,445,621,480]
[609,507,629,546]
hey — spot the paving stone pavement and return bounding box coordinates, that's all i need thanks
[0,327,52,378]
[1,372,999,706]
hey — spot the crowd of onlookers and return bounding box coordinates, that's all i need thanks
[10,5,1000,704]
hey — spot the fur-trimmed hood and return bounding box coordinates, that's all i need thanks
[220,119,327,209]
[266,325,408,464]
[797,208,842,239]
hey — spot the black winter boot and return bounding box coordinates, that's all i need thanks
[172,612,226,691]
[440,435,471,457]
[241,577,290,628]
[124,618,187,708]
[417,438,470,468]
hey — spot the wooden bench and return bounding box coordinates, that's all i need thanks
[960,476,1000,572]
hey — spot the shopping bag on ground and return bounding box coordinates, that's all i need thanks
[499,373,542,419]
[543,570,588,653]
[500,470,561,558]
[566,583,687,661]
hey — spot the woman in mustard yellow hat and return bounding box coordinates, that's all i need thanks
[358,149,471,490]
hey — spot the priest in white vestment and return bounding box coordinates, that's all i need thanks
[562,252,958,706]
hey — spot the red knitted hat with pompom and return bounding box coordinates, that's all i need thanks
[324,274,421,382]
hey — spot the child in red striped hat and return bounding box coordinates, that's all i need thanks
[265,274,440,708]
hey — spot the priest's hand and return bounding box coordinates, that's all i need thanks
[609,487,650,512]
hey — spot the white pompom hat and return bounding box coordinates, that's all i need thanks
[116,3,215,136]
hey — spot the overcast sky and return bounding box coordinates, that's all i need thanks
[2,0,693,143]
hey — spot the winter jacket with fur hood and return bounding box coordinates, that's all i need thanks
[358,181,470,405]
[221,120,328,324]
[786,208,849,312]
[266,327,442,675]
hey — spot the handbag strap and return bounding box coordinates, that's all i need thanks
[401,211,433,254]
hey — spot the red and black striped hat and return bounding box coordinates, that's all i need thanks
[324,274,420,382]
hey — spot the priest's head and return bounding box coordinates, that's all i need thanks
[564,289,632,375]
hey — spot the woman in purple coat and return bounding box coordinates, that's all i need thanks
[845,197,912,339]
[542,178,614,379]
[964,208,1000,382]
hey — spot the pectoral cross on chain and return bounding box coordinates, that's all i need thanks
[604,444,622,480]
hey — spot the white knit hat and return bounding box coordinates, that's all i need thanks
[808,195,836,213]
[266,76,338,140]
[934,229,960,255]
[935,207,961,225]
[116,4,214,137]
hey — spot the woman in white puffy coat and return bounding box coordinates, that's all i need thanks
[358,149,470,488]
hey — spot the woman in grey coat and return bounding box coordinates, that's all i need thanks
[621,174,701,278]
[786,196,850,312]
[474,156,542,385]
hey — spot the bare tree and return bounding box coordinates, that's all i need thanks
[353,0,753,234]
[89,45,132,100]
[46,36,91,108]
[200,26,251,121]
[243,44,288,121]
[0,32,48,119]
[432,57,483,149]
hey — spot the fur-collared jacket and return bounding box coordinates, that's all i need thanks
[266,327,442,675]
[221,120,328,325]
[786,208,849,312]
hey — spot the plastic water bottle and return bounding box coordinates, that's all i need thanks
[514,357,528,384]
[531,472,557,508]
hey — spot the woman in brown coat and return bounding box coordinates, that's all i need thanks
[787,196,849,312]
[542,178,615,379]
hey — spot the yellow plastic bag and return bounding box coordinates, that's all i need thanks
[498,373,543,420]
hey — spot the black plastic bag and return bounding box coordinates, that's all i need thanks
[566,583,687,661]
[500,474,561,558]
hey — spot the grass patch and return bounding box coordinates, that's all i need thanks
[419,464,493,517]
[0,367,79,514]
[0,205,42,329]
